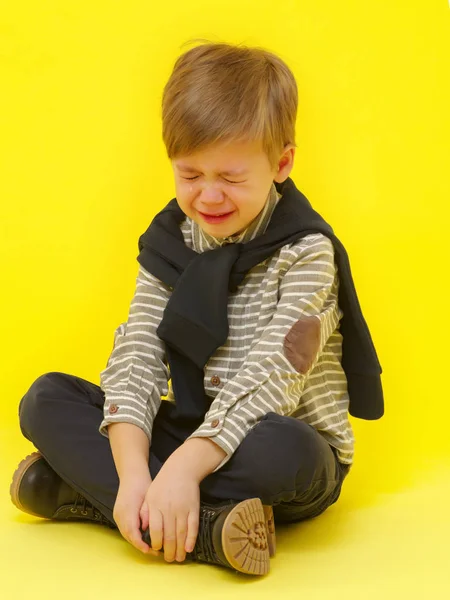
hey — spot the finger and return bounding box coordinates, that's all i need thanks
[128,513,150,554]
[129,532,150,554]
[149,509,164,552]
[139,525,160,556]
[115,516,133,546]
[176,516,188,562]
[162,513,177,562]
[140,505,161,558]
[185,509,200,553]
[140,501,149,532]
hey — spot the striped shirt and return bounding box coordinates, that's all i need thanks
[99,182,355,470]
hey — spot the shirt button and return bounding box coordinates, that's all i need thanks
[210,375,221,386]
[211,419,220,428]
[109,404,119,414]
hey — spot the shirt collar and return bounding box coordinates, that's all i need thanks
[190,182,281,252]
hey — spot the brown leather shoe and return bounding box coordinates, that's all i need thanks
[142,497,276,575]
[10,452,114,527]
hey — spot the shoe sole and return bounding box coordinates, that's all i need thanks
[10,451,45,518]
[221,498,273,576]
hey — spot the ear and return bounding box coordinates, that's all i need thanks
[273,144,296,183]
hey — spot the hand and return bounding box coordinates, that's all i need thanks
[144,461,200,563]
[113,472,160,556]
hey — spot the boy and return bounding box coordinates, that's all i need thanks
[10,41,383,576]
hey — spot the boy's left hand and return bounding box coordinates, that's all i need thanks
[143,462,200,563]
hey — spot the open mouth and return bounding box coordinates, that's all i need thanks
[200,211,235,223]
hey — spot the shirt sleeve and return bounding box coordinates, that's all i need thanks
[186,234,342,470]
[98,264,171,444]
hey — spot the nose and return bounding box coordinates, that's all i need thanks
[197,183,227,211]
[199,183,225,204]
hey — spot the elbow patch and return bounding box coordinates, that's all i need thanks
[283,316,321,374]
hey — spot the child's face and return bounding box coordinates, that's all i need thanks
[171,139,294,239]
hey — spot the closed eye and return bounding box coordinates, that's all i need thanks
[182,176,244,184]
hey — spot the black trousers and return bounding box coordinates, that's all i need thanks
[18,371,351,526]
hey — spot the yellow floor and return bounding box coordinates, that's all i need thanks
[1,426,449,600]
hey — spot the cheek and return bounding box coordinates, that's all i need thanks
[175,184,198,216]
[182,181,197,198]
[175,180,194,200]
[232,191,253,212]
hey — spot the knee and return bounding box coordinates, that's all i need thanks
[19,372,64,437]
[241,414,325,500]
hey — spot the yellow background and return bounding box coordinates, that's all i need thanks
[1,1,449,598]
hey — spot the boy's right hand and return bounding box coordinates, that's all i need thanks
[113,474,160,556]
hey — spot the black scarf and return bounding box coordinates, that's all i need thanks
[137,177,384,423]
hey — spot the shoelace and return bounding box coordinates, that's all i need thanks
[193,506,219,564]
[69,493,112,527]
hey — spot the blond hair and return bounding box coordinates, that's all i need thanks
[162,40,298,170]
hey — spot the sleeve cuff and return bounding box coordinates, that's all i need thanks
[99,413,153,445]
[186,412,256,472]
